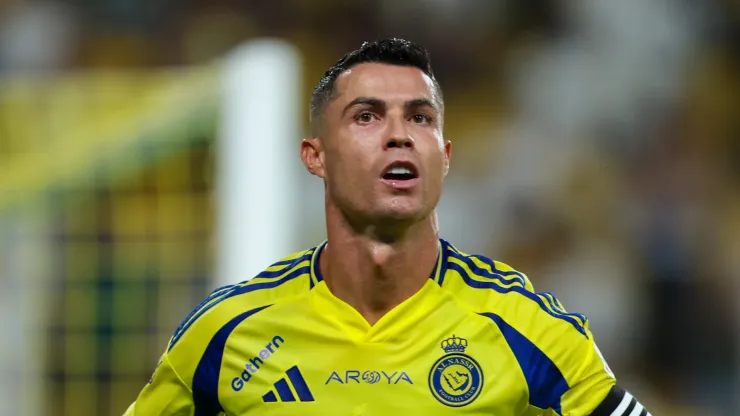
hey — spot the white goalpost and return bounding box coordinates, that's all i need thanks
[216,39,303,287]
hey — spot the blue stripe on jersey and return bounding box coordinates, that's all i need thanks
[480,312,569,415]
[446,244,588,327]
[269,256,307,268]
[286,366,315,402]
[543,291,583,323]
[430,249,441,284]
[168,285,234,350]
[448,251,527,287]
[168,265,310,351]
[257,252,312,278]
[540,292,567,315]
[262,391,278,402]
[470,254,529,279]
[193,305,272,416]
[447,262,589,338]
[168,252,311,351]
[431,240,450,286]
[274,378,296,401]
[540,293,586,325]
[539,293,563,316]
[310,242,327,289]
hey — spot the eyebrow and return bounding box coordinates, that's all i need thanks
[404,98,438,114]
[341,97,439,117]
[341,97,384,117]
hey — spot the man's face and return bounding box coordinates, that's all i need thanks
[302,63,451,225]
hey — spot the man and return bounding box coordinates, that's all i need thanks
[125,38,650,415]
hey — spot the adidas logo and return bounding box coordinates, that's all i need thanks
[262,366,315,403]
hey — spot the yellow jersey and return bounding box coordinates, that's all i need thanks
[125,239,617,415]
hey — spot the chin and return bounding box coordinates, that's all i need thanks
[373,201,428,223]
[375,210,420,223]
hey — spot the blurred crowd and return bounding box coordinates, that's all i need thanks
[2,0,739,414]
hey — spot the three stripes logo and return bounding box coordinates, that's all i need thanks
[262,366,315,403]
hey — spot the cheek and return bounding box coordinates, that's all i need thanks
[420,140,447,176]
[334,135,376,171]
[325,145,366,182]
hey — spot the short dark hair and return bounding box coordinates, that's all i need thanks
[309,38,443,135]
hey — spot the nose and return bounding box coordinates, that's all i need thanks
[384,119,414,150]
[385,135,414,150]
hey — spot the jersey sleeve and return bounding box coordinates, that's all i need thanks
[481,270,617,416]
[124,352,194,416]
[519,278,617,414]
[487,306,616,416]
[124,285,233,416]
[523,297,616,416]
[554,330,616,415]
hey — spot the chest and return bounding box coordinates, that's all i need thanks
[216,312,531,415]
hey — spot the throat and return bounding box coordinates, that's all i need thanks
[320,241,438,326]
[353,275,409,326]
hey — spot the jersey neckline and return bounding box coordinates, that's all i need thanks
[305,239,450,342]
[309,239,448,289]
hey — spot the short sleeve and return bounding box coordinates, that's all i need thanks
[481,279,617,416]
[124,353,194,416]
[556,335,616,415]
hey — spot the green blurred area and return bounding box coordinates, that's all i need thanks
[0,66,220,414]
[44,143,215,415]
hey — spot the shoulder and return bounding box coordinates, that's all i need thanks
[164,246,320,371]
[440,240,615,412]
[439,239,589,340]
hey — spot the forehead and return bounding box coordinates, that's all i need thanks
[333,63,438,105]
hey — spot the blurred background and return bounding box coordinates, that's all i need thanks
[1,0,739,415]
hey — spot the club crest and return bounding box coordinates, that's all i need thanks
[428,335,483,407]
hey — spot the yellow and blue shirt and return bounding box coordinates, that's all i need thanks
[125,239,620,415]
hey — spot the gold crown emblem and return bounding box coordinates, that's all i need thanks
[441,335,468,353]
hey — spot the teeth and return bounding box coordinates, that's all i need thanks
[388,166,413,175]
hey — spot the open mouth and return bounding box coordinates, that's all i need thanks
[382,162,419,181]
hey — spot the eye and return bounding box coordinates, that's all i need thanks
[355,112,377,124]
[411,114,432,124]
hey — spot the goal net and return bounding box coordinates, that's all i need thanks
[0,39,306,416]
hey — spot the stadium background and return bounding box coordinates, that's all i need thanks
[1,0,739,415]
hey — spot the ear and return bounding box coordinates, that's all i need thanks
[300,137,326,179]
[443,140,452,177]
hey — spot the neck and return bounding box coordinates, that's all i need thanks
[320,205,440,326]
